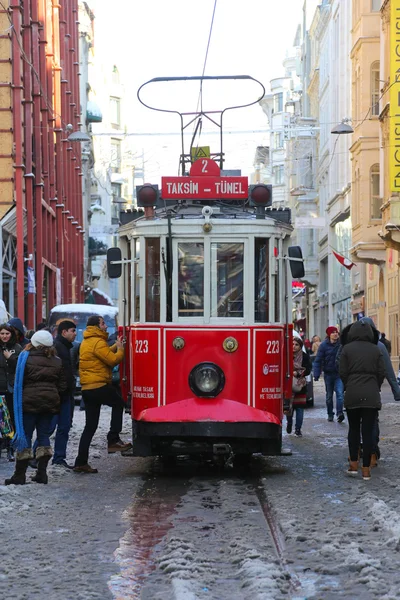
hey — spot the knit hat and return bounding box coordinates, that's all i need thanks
[326,326,339,336]
[31,330,54,348]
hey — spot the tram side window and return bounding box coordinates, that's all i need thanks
[255,239,269,322]
[178,243,204,317]
[145,238,160,322]
[211,243,244,318]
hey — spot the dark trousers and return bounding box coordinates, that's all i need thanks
[49,395,73,464]
[75,385,125,467]
[347,407,377,468]
[23,412,54,448]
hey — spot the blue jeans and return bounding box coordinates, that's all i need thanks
[49,396,73,464]
[324,373,344,417]
[287,407,304,430]
[23,413,54,448]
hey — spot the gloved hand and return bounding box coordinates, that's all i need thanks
[314,377,319,382]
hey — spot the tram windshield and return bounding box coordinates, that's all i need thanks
[178,243,204,317]
[211,243,244,318]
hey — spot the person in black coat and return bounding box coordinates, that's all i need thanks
[5,330,67,485]
[286,337,312,437]
[339,320,385,481]
[0,324,22,460]
[50,320,77,468]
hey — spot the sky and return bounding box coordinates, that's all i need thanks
[90,0,303,181]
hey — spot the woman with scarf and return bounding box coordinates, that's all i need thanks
[287,337,312,437]
[5,330,67,485]
[0,323,22,460]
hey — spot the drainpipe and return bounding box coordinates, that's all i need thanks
[22,0,35,328]
[31,0,43,324]
[10,0,25,321]
[52,0,64,304]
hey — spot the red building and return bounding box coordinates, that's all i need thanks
[0,0,84,328]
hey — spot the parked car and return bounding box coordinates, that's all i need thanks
[48,303,119,398]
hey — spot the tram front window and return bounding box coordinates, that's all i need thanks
[211,243,244,318]
[178,243,204,317]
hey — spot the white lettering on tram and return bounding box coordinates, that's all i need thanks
[166,181,199,195]
[215,181,244,194]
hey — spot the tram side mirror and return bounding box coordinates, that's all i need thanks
[107,247,122,279]
[288,246,305,279]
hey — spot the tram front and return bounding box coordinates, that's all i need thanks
[108,157,304,462]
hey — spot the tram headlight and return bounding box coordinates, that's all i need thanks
[189,362,225,398]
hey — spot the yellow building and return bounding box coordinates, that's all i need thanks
[350,0,400,366]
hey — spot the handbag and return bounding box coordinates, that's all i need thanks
[292,376,306,393]
[0,394,14,438]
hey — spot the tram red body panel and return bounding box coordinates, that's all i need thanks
[127,324,291,424]
[138,398,280,425]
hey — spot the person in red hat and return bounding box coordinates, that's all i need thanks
[313,326,344,422]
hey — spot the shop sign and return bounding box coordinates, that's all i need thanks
[389,0,400,191]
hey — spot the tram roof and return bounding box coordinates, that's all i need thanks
[118,204,293,238]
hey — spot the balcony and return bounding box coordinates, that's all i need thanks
[350,240,386,265]
[379,196,400,251]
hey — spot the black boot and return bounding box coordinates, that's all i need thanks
[31,446,52,484]
[5,458,30,485]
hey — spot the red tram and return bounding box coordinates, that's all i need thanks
[107,76,304,461]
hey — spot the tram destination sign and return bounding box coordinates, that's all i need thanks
[161,176,249,200]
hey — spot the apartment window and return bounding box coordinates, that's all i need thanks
[371,62,380,116]
[274,132,283,149]
[274,93,283,113]
[371,0,381,11]
[110,139,121,173]
[370,164,381,220]
[274,165,284,185]
[110,96,121,129]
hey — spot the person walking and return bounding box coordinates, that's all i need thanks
[5,330,67,485]
[0,324,22,460]
[7,317,29,349]
[50,320,77,468]
[339,320,385,480]
[380,333,391,356]
[286,337,312,437]
[73,315,132,474]
[313,326,344,422]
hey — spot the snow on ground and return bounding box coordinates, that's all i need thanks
[3,382,400,599]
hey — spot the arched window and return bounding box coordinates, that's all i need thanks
[371,62,380,116]
[370,164,381,220]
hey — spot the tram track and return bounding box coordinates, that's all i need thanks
[110,458,305,599]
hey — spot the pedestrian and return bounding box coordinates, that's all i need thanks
[339,320,385,480]
[5,330,67,485]
[7,317,29,349]
[311,335,321,356]
[380,333,391,356]
[313,326,345,422]
[287,337,312,437]
[50,320,77,468]
[0,324,22,460]
[73,315,132,474]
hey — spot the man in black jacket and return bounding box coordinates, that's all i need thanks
[51,320,77,467]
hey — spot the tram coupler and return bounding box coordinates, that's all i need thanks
[213,443,231,455]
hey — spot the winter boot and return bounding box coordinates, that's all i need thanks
[370,453,378,468]
[31,446,52,484]
[5,448,32,485]
[362,466,371,481]
[347,460,359,476]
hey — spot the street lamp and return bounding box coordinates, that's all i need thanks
[331,118,354,134]
[67,130,91,142]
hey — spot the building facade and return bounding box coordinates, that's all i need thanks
[0,0,84,327]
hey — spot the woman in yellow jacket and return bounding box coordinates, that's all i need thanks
[73,315,132,473]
